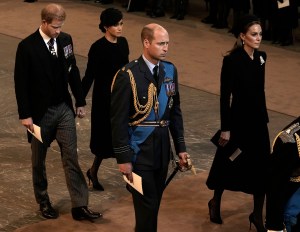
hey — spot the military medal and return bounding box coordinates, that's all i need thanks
[165,80,175,109]
[168,97,173,108]
[165,82,175,96]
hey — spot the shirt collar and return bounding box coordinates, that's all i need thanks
[39,26,56,44]
[142,55,160,74]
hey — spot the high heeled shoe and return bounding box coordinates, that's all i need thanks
[249,212,267,232]
[208,199,223,224]
[86,169,104,191]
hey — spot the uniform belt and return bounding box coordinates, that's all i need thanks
[136,120,170,127]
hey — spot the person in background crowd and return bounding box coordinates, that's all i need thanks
[14,3,101,221]
[125,0,147,12]
[82,8,129,191]
[147,0,166,18]
[110,23,190,232]
[206,14,270,232]
[270,0,298,46]
[251,0,272,41]
[230,0,251,35]
[94,0,113,4]
[201,0,218,25]
[170,0,189,20]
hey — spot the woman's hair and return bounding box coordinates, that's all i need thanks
[226,14,261,55]
[99,8,123,33]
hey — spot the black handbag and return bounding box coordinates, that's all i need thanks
[210,130,242,161]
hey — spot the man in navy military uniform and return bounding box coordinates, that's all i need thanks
[266,117,300,232]
[110,23,189,232]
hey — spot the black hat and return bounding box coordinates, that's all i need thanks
[99,8,123,33]
[233,14,260,38]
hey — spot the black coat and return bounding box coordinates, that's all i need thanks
[14,29,85,124]
[207,48,270,193]
[82,36,129,157]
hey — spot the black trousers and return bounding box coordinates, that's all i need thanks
[130,166,169,232]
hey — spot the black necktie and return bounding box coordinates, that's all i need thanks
[153,65,159,83]
[47,38,57,57]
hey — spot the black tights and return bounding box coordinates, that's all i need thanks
[212,189,265,228]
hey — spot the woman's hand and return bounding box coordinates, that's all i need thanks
[218,131,230,147]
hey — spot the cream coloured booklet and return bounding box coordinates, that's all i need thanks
[278,0,289,9]
[27,124,43,143]
[123,172,143,195]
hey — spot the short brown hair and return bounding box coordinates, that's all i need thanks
[41,4,66,23]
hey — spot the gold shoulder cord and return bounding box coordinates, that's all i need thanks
[111,68,159,127]
[295,133,300,158]
[126,69,159,126]
[111,69,121,93]
[271,131,283,154]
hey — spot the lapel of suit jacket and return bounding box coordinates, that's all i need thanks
[32,30,57,85]
[138,56,153,84]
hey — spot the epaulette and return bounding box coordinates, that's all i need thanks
[121,59,139,72]
[111,60,138,92]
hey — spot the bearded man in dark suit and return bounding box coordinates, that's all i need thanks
[14,3,101,221]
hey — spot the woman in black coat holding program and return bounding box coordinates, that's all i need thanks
[206,15,270,232]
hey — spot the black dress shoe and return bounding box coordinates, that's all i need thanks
[177,14,184,20]
[280,40,293,46]
[100,0,113,4]
[201,16,215,24]
[72,206,102,221]
[149,11,165,18]
[40,201,58,219]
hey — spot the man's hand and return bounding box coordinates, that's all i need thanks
[21,117,34,132]
[178,152,189,168]
[178,152,196,174]
[119,163,133,183]
[76,107,86,119]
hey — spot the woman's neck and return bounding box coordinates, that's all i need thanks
[243,46,254,60]
[105,34,117,43]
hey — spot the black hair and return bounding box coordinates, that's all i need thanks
[98,8,123,33]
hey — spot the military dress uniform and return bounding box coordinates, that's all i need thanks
[266,117,300,231]
[110,56,187,232]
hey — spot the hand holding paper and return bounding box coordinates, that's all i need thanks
[277,0,289,9]
[123,172,143,195]
[27,124,43,143]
